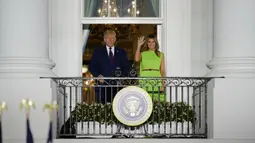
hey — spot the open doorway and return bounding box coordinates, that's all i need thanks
[82,24,158,103]
[82,24,158,73]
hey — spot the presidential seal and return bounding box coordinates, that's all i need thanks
[112,86,153,126]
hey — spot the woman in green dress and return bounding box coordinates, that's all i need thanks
[134,35,166,101]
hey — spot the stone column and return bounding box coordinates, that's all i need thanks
[206,0,255,78]
[0,0,56,142]
[0,0,55,78]
[206,0,255,140]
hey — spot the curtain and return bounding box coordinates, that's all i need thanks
[82,29,90,53]
[149,0,159,17]
[84,0,98,17]
[116,0,124,17]
[83,0,99,53]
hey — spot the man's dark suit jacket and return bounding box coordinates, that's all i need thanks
[88,46,130,103]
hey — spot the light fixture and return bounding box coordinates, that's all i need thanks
[98,0,140,17]
[98,0,119,17]
[82,65,88,74]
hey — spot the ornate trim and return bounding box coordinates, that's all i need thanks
[206,57,255,77]
[52,77,212,87]
[0,58,56,78]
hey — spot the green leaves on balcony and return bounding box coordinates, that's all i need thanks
[70,101,196,125]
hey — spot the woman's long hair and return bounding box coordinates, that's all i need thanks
[141,34,161,57]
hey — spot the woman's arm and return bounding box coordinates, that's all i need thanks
[134,36,145,62]
[160,53,166,77]
[134,46,141,62]
[160,53,166,92]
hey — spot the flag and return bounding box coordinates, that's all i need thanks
[0,119,2,143]
[46,121,52,143]
[82,29,90,53]
[26,119,34,143]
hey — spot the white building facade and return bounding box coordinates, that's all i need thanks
[0,0,254,143]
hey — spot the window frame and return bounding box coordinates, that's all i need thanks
[81,0,167,72]
[81,0,163,18]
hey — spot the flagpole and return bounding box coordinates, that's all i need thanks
[44,101,58,143]
[20,99,36,118]
[0,101,7,119]
[20,99,35,143]
[44,101,58,121]
[0,102,7,143]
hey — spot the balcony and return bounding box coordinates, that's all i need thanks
[51,76,213,139]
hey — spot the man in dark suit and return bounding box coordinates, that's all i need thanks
[89,30,130,103]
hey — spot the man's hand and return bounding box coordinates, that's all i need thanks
[160,86,165,93]
[98,74,104,83]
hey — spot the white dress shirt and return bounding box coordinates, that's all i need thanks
[106,46,114,56]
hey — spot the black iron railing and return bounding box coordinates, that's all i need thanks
[50,76,215,139]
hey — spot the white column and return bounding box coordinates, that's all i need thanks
[0,0,56,142]
[205,0,255,140]
[206,0,255,78]
[0,0,55,78]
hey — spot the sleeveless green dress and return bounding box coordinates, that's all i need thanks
[139,51,165,101]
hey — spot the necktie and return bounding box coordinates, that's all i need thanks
[109,47,114,65]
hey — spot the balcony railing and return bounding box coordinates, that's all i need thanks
[51,77,214,139]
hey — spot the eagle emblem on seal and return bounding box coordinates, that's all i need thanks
[123,96,143,117]
[112,86,153,126]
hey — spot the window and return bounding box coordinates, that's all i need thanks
[83,0,160,17]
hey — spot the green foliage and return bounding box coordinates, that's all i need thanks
[70,101,196,125]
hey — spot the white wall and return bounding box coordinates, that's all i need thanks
[50,0,213,78]
[191,0,213,76]
[0,79,54,141]
[49,0,255,141]
[165,0,213,77]
[165,0,191,77]
[50,0,83,77]
[208,78,255,139]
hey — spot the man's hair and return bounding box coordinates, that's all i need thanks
[104,30,116,37]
